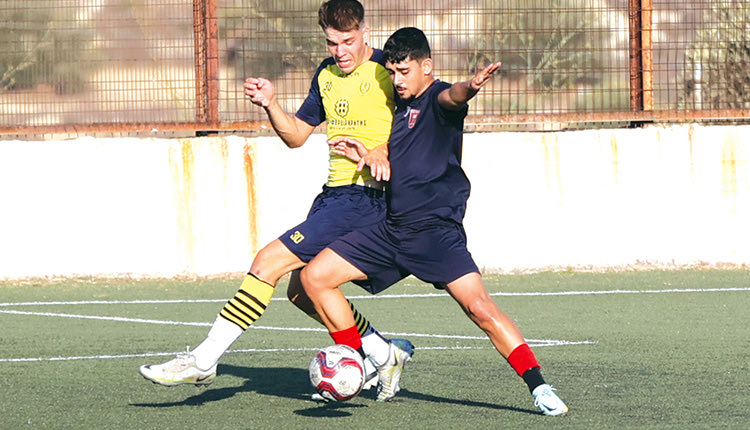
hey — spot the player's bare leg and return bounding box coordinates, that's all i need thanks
[248,239,307,285]
[191,240,304,366]
[301,248,414,401]
[444,272,525,356]
[288,268,389,390]
[140,241,399,390]
[300,248,364,332]
[138,240,304,386]
[444,273,568,416]
[286,269,315,313]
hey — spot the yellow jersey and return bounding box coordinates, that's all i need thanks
[295,49,395,187]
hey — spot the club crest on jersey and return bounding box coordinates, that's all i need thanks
[407,108,420,128]
[335,99,349,117]
[359,81,371,94]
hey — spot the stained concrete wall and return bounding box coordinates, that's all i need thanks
[462,125,749,271]
[1,124,748,279]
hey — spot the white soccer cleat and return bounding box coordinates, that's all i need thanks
[532,384,569,416]
[375,339,414,402]
[139,348,217,387]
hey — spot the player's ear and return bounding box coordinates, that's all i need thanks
[421,58,433,75]
[362,25,371,45]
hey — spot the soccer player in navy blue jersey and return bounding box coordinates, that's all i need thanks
[300,27,568,414]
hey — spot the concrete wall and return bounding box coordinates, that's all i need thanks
[1,124,748,279]
[463,125,749,271]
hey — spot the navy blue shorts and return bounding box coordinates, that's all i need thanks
[279,185,386,262]
[328,219,480,294]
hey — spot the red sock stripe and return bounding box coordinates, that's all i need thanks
[330,325,362,351]
[507,343,540,376]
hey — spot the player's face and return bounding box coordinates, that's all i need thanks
[386,57,433,102]
[324,26,371,74]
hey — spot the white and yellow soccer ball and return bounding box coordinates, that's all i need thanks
[309,344,366,402]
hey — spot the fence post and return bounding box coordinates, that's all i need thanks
[628,0,644,112]
[206,0,219,129]
[641,0,653,111]
[193,0,219,132]
[193,0,207,123]
[629,0,654,114]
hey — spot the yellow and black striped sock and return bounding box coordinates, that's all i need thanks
[349,300,372,336]
[308,300,372,336]
[218,274,275,330]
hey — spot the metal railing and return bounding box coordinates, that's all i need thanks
[1,0,748,136]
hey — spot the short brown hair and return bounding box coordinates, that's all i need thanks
[318,0,365,32]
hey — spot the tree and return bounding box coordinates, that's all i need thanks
[475,0,601,89]
[681,1,750,109]
[0,3,100,94]
[222,0,325,80]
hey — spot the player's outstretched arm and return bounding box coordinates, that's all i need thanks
[438,61,502,111]
[329,137,390,182]
[244,77,314,148]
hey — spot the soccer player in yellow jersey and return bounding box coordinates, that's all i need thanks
[139,0,413,397]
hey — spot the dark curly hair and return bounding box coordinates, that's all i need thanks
[383,27,432,64]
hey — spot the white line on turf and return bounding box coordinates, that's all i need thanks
[0,299,227,307]
[2,285,740,363]
[0,347,320,363]
[0,309,594,345]
[1,286,747,308]
[17,285,731,363]
[0,341,593,363]
[0,309,211,327]
[356,287,750,299]
[0,308,596,364]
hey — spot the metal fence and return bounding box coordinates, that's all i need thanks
[1,0,749,136]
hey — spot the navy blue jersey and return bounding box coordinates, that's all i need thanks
[387,80,470,225]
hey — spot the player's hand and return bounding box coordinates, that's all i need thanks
[470,61,502,90]
[329,137,391,181]
[244,77,275,108]
[329,136,367,161]
[361,143,390,182]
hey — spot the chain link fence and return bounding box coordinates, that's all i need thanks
[1,0,748,136]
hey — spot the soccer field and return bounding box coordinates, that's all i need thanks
[1,270,748,429]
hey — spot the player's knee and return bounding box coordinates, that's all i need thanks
[248,248,274,280]
[464,297,499,327]
[248,242,301,283]
[299,266,316,291]
[299,264,330,296]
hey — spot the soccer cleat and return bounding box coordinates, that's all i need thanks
[362,356,378,390]
[375,338,414,402]
[532,384,569,416]
[138,347,217,387]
